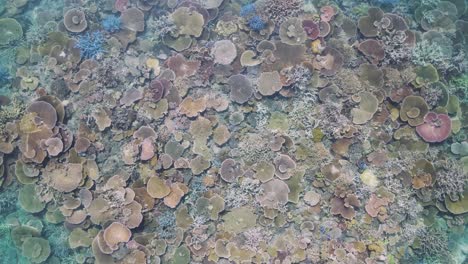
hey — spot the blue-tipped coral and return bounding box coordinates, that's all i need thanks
[102,15,121,33]
[75,31,105,59]
[248,15,266,31]
[240,3,256,17]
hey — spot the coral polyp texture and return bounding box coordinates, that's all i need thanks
[0,0,467,264]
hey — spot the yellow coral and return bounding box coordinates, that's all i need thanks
[312,128,324,142]
[368,241,384,253]
[311,39,323,54]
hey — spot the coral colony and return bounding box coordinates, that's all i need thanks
[75,32,106,59]
[102,15,122,33]
[0,0,468,264]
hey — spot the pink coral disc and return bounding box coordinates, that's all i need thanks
[320,6,335,22]
[416,112,452,143]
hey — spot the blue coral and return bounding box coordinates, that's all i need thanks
[248,16,266,31]
[75,32,105,59]
[240,3,256,17]
[102,15,121,33]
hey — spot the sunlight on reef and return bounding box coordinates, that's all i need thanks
[0,0,467,263]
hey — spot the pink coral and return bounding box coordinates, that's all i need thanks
[416,112,452,143]
[115,0,128,12]
[140,138,155,161]
[320,6,335,22]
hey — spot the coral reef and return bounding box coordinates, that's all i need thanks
[0,0,466,263]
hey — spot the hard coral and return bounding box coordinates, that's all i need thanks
[416,112,452,143]
[302,20,320,40]
[248,16,267,31]
[435,159,465,201]
[257,0,304,25]
[102,15,121,33]
[320,6,336,22]
[75,32,105,59]
[121,7,145,32]
[63,8,87,33]
[240,3,256,17]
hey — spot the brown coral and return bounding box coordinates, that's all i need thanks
[103,222,132,252]
[121,7,145,32]
[257,179,290,209]
[26,101,58,129]
[220,158,244,183]
[228,74,254,104]
[273,154,296,180]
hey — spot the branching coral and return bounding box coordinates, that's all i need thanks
[75,31,105,59]
[102,15,121,33]
[146,14,175,43]
[154,210,177,239]
[434,159,466,201]
[223,178,260,209]
[257,0,304,25]
[248,16,267,31]
[240,3,256,17]
[416,227,452,262]
[412,38,454,71]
